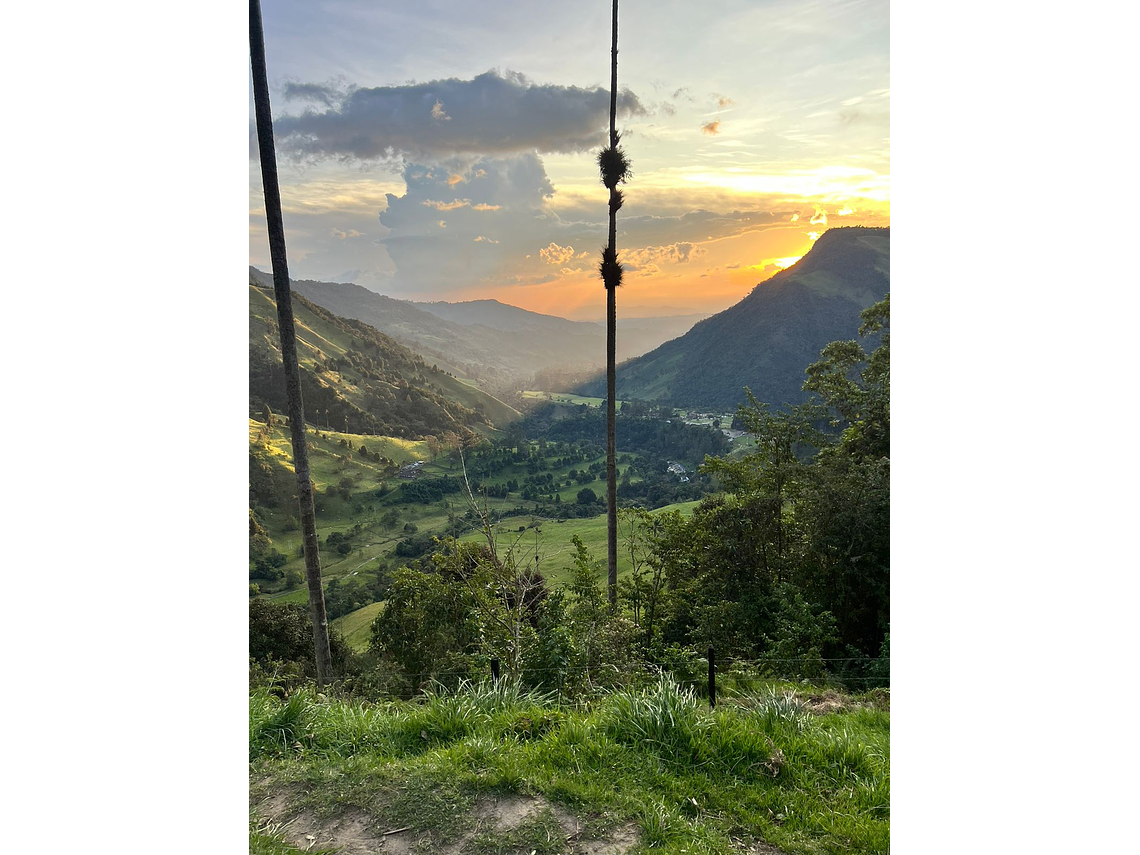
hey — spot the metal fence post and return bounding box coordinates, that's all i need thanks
[708,645,716,708]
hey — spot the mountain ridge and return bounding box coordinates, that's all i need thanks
[576,226,890,410]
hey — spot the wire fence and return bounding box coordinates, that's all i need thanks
[312,650,890,706]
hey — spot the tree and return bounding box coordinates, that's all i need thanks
[576,487,598,505]
[804,295,890,462]
[250,0,332,682]
[616,507,668,649]
[597,0,631,608]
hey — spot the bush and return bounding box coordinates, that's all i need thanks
[249,600,352,676]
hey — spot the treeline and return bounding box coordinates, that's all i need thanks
[519,404,729,465]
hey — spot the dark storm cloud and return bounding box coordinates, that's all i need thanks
[281,81,353,107]
[271,69,647,161]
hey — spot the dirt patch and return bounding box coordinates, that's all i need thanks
[471,794,545,830]
[263,807,397,854]
[574,822,639,854]
[254,787,639,854]
[742,843,792,855]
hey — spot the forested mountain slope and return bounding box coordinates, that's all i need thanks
[578,226,889,410]
[249,278,518,437]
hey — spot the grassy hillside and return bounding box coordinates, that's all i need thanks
[456,500,700,587]
[330,601,385,650]
[250,679,889,854]
[250,281,519,435]
[578,227,889,411]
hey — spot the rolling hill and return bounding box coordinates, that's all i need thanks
[578,226,889,410]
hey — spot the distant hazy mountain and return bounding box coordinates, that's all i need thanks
[415,299,597,334]
[251,267,707,385]
[576,227,890,411]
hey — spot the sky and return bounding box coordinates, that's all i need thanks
[249,0,889,320]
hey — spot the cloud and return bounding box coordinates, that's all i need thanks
[282,80,355,107]
[377,153,577,295]
[623,242,708,273]
[836,203,857,216]
[809,206,828,226]
[421,199,471,211]
[714,94,735,108]
[701,120,721,135]
[790,212,800,223]
[540,242,577,265]
[672,87,693,100]
[271,69,647,161]
[330,228,364,240]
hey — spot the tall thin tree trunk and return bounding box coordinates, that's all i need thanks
[605,0,620,608]
[249,0,333,684]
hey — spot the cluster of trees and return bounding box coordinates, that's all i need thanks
[641,297,890,673]
[521,405,728,467]
[369,537,636,693]
[362,297,890,687]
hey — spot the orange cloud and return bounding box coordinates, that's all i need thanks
[539,242,577,265]
[422,198,471,211]
[701,120,721,135]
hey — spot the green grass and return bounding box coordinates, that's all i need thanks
[331,601,385,651]
[249,678,889,854]
[252,420,461,595]
[456,500,701,587]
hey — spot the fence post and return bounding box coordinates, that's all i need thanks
[491,657,500,685]
[707,645,716,708]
